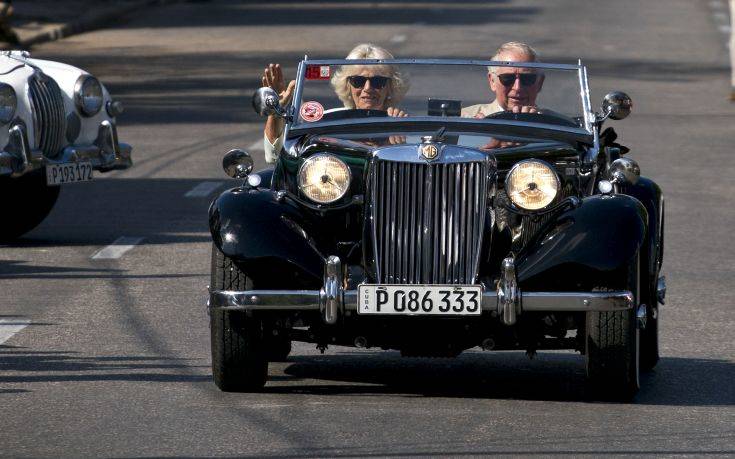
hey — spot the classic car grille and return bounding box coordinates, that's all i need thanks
[370,160,488,284]
[28,74,66,158]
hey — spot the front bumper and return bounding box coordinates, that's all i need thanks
[0,120,132,177]
[208,256,634,325]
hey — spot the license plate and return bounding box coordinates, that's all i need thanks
[46,162,93,186]
[358,284,483,316]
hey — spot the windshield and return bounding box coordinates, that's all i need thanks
[290,60,591,134]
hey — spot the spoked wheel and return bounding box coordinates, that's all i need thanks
[585,254,641,401]
[0,171,60,241]
[209,244,267,392]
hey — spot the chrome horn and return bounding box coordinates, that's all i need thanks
[609,157,640,185]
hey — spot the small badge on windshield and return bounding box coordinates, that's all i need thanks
[300,101,324,122]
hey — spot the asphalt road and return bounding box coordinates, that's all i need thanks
[2,0,734,457]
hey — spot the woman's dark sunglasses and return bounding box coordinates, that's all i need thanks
[497,73,538,87]
[347,75,391,89]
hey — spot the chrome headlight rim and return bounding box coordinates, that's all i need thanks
[74,75,103,117]
[0,83,17,125]
[504,159,560,211]
[297,153,352,204]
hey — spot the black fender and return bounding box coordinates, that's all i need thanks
[516,194,648,288]
[208,186,324,287]
[621,176,664,296]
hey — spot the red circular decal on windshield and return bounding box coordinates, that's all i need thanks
[300,101,324,122]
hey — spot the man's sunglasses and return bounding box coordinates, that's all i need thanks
[496,73,539,87]
[347,75,391,89]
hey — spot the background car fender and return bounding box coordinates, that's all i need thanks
[208,186,325,287]
[515,194,648,286]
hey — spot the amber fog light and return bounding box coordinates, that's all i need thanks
[506,160,559,210]
[298,154,351,204]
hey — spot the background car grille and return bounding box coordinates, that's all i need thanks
[369,160,488,284]
[28,74,66,158]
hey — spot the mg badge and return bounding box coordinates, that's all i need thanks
[420,144,439,160]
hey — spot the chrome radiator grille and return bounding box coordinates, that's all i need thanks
[370,160,488,284]
[28,75,66,158]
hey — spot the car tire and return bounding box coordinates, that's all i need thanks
[585,254,640,401]
[0,171,60,241]
[209,244,268,392]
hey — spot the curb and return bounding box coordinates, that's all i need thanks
[2,0,181,50]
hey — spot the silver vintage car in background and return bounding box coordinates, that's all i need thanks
[0,50,131,240]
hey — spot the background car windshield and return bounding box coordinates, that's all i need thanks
[293,62,587,129]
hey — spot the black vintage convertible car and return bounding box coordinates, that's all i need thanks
[208,59,665,400]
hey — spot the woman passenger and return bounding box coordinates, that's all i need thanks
[262,43,409,163]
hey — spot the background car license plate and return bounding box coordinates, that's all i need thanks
[358,285,482,315]
[46,162,93,186]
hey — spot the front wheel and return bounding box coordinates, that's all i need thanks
[585,255,640,401]
[209,244,267,392]
[0,171,60,241]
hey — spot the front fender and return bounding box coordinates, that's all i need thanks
[516,194,648,287]
[208,187,324,287]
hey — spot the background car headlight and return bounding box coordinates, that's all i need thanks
[505,160,560,210]
[0,83,17,124]
[298,154,351,204]
[74,75,103,116]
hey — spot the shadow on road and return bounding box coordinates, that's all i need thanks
[269,352,735,406]
[0,346,209,385]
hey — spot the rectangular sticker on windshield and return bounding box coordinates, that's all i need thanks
[306,65,331,80]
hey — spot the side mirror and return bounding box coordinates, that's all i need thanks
[222,149,253,179]
[601,91,632,121]
[609,157,640,185]
[252,87,282,117]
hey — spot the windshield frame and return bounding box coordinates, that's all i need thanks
[286,58,594,144]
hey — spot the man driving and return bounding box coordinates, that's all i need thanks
[462,42,545,118]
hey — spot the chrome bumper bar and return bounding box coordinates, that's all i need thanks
[208,288,633,316]
[0,120,132,177]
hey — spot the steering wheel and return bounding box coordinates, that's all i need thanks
[484,110,579,127]
[320,109,388,121]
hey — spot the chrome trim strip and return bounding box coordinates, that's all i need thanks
[209,288,634,313]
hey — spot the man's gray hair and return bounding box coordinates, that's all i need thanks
[488,41,540,74]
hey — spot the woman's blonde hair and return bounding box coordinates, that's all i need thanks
[330,43,409,109]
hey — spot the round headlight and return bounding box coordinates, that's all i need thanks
[505,160,560,210]
[0,83,17,124]
[298,154,351,204]
[74,75,103,116]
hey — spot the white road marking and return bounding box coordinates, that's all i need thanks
[248,140,264,152]
[0,318,30,345]
[91,237,144,260]
[184,181,222,198]
[390,34,407,43]
[719,24,732,33]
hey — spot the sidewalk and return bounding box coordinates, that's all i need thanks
[0,0,179,50]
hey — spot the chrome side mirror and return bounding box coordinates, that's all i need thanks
[609,157,640,185]
[601,91,632,121]
[252,87,283,117]
[222,149,253,179]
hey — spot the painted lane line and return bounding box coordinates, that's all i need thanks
[91,237,144,260]
[719,24,732,34]
[0,318,30,345]
[248,140,264,152]
[185,181,222,198]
